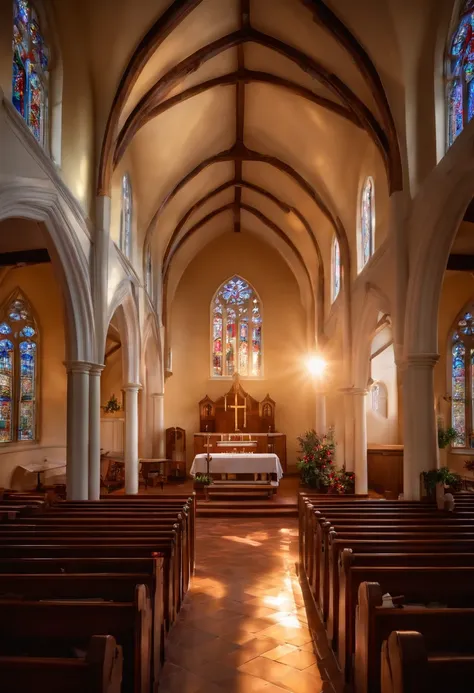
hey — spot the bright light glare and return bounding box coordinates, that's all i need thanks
[306,355,327,377]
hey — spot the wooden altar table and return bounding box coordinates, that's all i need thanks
[190,453,284,482]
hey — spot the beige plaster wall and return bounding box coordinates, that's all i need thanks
[367,344,399,444]
[165,231,315,473]
[0,263,67,489]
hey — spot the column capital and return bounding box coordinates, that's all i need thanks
[406,353,439,368]
[123,382,142,392]
[339,387,368,396]
[89,363,105,376]
[64,360,93,375]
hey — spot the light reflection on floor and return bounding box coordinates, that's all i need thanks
[158,518,343,693]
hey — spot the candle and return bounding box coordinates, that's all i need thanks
[224,394,227,412]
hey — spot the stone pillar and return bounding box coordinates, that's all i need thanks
[66,362,90,500]
[88,364,104,500]
[151,392,166,458]
[343,391,355,472]
[123,383,141,494]
[403,354,439,500]
[352,389,368,494]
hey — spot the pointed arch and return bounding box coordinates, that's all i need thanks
[0,288,39,443]
[211,275,262,378]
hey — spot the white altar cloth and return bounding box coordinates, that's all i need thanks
[190,453,283,481]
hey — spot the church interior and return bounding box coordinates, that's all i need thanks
[2,0,474,691]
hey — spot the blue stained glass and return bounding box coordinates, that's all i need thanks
[20,326,35,337]
[448,7,474,146]
[212,276,261,377]
[360,178,374,268]
[12,0,49,146]
[0,324,11,335]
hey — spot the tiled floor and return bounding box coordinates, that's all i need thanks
[158,518,344,693]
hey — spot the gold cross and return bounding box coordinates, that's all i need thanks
[229,392,247,431]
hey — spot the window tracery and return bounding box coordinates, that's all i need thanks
[447,0,474,147]
[0,292,38,443]
[212,276,262,377]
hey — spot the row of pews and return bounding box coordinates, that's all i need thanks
[0,490,196,693]
[298,491,474,693]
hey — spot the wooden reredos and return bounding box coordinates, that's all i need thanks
[199,374,276,433]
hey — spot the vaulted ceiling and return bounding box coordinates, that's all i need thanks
[91,0,410,324]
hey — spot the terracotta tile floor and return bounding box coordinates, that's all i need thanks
[158,518,344,693]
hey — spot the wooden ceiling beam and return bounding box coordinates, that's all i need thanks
[301,0,402,192]
[113,70,361,165]
[98,0,204,195]
[112,28,389,181]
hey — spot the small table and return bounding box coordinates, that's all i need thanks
[140,459,173,490]
[18,461,66,492]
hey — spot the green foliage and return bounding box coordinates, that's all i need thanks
[438,426,459,449]
[422,466,461,492]
[194,473,212,486]
[104,394,121,414]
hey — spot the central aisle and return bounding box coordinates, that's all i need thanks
[159,518,343,693]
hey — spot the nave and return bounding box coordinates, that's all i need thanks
[159,517,342,693]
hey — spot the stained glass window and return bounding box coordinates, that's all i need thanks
[120,174,132,257]
[449,308,474,447]
[447,1,474,147]
[332,236,341,302]
[12,0,49,146]
[0,293,38,443]
[360,178,374,270]
[145,247,152,297]
[212,276,262,377]
[371,381,388,418]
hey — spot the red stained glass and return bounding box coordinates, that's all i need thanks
[12,1,48,145]
[212,276,262,377]
[448,5,474,146]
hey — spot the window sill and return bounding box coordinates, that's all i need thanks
[449,448,474,456]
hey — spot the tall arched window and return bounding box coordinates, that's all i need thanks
[0,292,38,443]
[449,308,474,447]
[447,0,474,147]
[370,381,388,418]
[145,246,152,298]
[332,236,341,302]
[12,0,49,146]
[120,174,132,257]
[359,178,375,271]
[212,276,262,377]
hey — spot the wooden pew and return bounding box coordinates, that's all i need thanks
[0,583,152,693]
[0,634,123,693]
[381,630,474,693]
[0,571,164,683]
[339,563,474,681]
[355,581,474,693]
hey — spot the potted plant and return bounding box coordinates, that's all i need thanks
[297,429,335,491]
[193,473,212,490]
[327,465,355,494]
[438,425,459,449]
[103,394,121,415]
[422,466,461,499]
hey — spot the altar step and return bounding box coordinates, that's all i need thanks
[197,500,298,518]
[205,483,277,501]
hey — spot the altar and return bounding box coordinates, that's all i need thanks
[193,374,287,470]
[190,453,283,482]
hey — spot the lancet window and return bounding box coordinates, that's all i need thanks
[450,307,474,447]
[360,178,375,270]
[12,0,49,146]
[212,276,262,377]
[0,292,38,443]
[447,0,474,146]
[120,174,132,257]
[332,236,341,302]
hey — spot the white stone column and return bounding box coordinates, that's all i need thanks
[88,364,104,500]
[403,354,439,500]
[151,392,166,458]
[124,383,141,494]
[66,362,90,500]
[342,391,355,473]
[352,389,368,494]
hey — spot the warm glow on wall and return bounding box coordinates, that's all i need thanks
[306,355,327,377]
